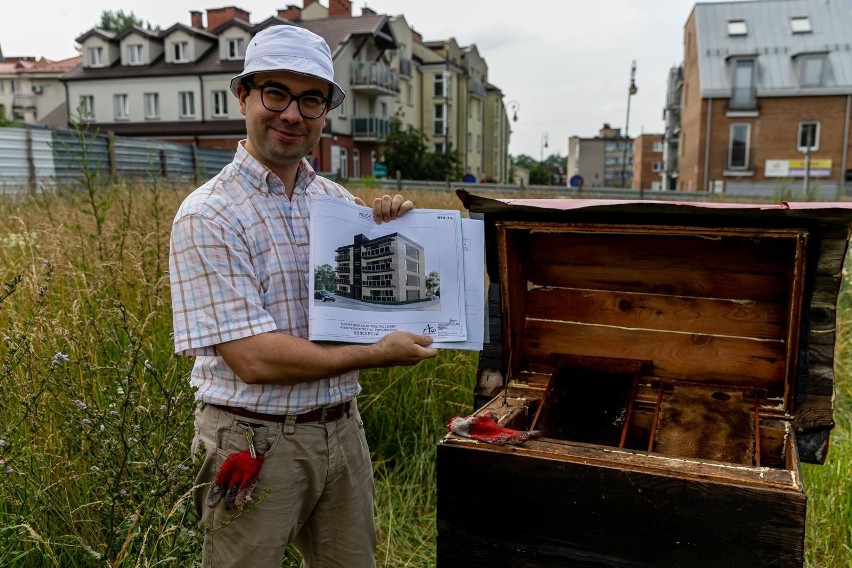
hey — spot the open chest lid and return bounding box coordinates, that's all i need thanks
[458,190,852,464]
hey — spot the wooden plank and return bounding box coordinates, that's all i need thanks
[437,442,806,568]
[528,263,792,302]
[525,287,788,340]
[794,395,834,431]
[520,319,788,392]
[814,237,849,275]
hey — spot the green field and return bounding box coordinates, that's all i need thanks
[0,181,849,567]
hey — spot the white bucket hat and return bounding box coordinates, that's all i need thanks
[229,25,346,110]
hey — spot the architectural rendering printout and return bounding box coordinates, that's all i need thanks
[309,195,482,348]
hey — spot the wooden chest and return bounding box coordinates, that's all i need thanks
[437,191,852,568]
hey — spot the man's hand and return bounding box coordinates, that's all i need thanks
[207,450,265,510]
[370,331,437,367]
[353,194,415,223]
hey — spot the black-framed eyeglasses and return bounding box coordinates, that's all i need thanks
[245,80,329,119]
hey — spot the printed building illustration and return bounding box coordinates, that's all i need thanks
[335,232,427,303]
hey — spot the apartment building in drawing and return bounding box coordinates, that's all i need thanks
[334,232,427,303]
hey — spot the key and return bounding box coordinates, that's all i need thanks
[238,423,257,459]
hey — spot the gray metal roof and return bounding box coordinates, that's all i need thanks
[695,0,852,97]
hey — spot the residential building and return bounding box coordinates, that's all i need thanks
[61,1,511,180]
[632,133,664,190]
[675,0,852,194]
[566,123,633,188]
[335,232,426,302]
[0,52,80,126]
[662,65,682,190]
[484,83,512,182]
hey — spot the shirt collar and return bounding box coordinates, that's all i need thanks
[233,141,317,198]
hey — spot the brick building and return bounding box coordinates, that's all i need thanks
[675,0,852,195]
[632,133,664,191]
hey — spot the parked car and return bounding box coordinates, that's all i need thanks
[315,290,336,302]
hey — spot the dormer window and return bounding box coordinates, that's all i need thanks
[727,20,748,36]
[86,47,104,67]
[228,38,245,59]
[790,16,812,34]
[128,44,144,65]
[172,41,189,63]
[798,54,826,86]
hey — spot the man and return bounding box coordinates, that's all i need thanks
[168,25,438,567]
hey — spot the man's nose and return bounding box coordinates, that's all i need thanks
[279,102,302,121]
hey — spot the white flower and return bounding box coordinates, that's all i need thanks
[90,466,100,472]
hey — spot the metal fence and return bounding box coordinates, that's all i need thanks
[0,125,234,193]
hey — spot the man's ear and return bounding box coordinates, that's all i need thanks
[237,84,249,117]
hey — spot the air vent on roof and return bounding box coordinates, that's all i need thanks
[790,16,812,34]
[728,20,748,36]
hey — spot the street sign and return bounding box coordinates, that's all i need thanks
[372,163,388,178]
[569,174,584,188]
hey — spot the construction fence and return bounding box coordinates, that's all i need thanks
[0,125,234,193]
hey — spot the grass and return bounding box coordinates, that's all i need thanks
[0,180,849,567]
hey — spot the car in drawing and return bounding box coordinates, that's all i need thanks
[315,290,336,302]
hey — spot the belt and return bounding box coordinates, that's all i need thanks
[211,401,351,424]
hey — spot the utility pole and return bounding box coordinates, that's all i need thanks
[623,60,638,190]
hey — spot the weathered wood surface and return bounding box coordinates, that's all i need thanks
[437,441,806,568]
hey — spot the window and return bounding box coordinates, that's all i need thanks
[128,44,143,65]
[9,80,17,93]
[144,93,159,119]
[652,161,663,172]
[0,81,4,93]
[406,259,419,272]
[405,244,419,259]
[434,142,446,154]
[730,58,756,110]
[652,140,664,152]
[727,20,748,36]
[406,274,420,286]
[433,103,446,136]
[406,83,412,106]
[113,94,129,120]
[179,91,195,117]
[172,42,189,62]
[212,90,228,117]
[798,122,820,151]
[434,72,449,97]
[728,123,751,169]
[790,16,812,33]
[80,95,95,119]
[228,38,245,59]
[799,55,825,87]
[337,98,347,118]
[86,47,103,67]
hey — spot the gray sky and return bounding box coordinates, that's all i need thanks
[0,0,735,157]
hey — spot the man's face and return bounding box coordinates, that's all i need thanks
[238,70,329,175]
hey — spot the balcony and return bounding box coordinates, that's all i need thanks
[353,117,391,141]
[363,262,393,272]
[335,253,351,262]
[350,61,399,96]
[468,78,485,99]
[363,244,395,259]
[13,94,36,109]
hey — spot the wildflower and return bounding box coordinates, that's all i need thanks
[99,425,106,432]
[0,439,6,447]
[109,410,119,418]
[177,464,190,471]
[187,530,196,538]
[119,489,128,498]
[73,399,87,411]
[133,425,141,432]
[144,361,155,373]
[5,466,11,474]
[0,459,5,466]
[90,466,100,472]
[52,352,70,367]
[82,419,92,426]
[160,405,167,412]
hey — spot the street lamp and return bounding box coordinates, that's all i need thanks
[508,100,520,122]
[541,132,549,162]
[622,61,638,189]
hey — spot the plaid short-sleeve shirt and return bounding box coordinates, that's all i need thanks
[169,142,359,415]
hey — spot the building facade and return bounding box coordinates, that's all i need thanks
[567,123,634,188]
[632,133,664,191]
[676,0,852,194]
[335,232,426,303]
[0,54,80,126]
[60,1,511,180]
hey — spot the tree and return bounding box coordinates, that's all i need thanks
[425,271,440,295]
[514,154,551,185]
[97,10,159,32]
[380,118,463,181]
[313,264,337,292]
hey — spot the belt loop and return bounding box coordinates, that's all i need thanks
[283,414,296,435]
[319,406,328,424]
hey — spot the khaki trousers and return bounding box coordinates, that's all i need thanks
[192,400,376,568]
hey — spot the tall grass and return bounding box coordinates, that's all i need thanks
[0,180,849,567]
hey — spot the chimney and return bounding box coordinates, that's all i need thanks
[362,6,376,15]
[206,6,251,31]
[328,0,352,17]
[278,5,302,21]
[304,0,316,7]
[190,10,204,29]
